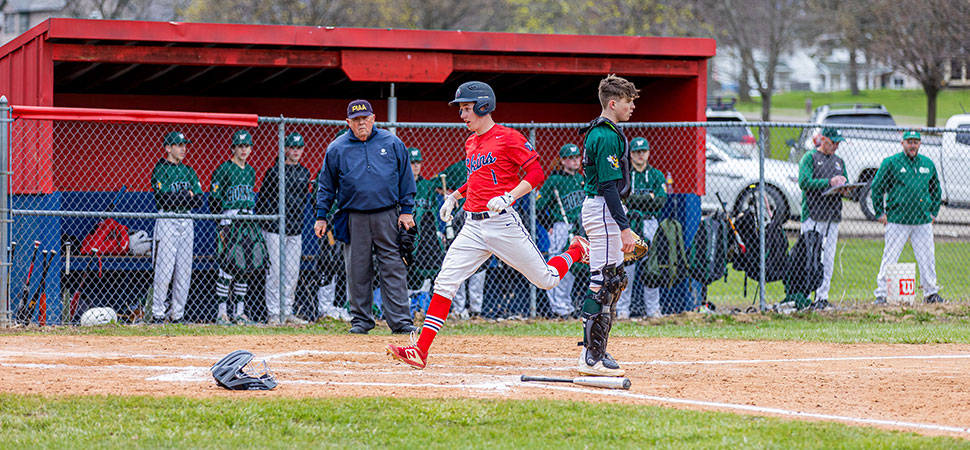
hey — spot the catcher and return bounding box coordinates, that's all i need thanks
[577,74,645,376]
[210,129,267,325]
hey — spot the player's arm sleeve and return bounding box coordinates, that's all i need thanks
[398,143,416,215]
[929,165,942,216]
[315,152,338,220]
[521,157,545,189]
[798,152,828,191]
[254,166,276,216]
[870,160,890,218]
[457,183,468,197]
[600,179,630,231]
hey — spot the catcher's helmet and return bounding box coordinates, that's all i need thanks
[449,81,495,116]
[210,350,278,391]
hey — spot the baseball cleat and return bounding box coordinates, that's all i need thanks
[578,347,625,377]
[569,235,590,264]
[386,344,427,369]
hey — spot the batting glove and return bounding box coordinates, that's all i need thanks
[440,193,459,222]
[487,192,515,212]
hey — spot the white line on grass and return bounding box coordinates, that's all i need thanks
[518,383,970,435]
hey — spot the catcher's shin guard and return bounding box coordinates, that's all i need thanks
[580,311,623,376]
[593,264,627,318]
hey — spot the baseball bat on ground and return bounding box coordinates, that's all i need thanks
[520,375,631,390]
[14,241,41,325]
[69,248,97,324]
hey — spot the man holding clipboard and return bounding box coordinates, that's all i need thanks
[798,128,849,307]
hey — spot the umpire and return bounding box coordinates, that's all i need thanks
[313,100,418,334]
[871,130,943,304]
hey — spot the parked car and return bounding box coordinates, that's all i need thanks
[707,97,757,156]
[703,132,801,222]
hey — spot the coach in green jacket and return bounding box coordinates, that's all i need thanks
[870,130,943,304]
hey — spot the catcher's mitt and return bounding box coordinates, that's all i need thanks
[624,230,649,262]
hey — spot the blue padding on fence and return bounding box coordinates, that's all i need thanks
[659,193,702,314]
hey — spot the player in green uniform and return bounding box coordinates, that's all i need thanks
[617,137,667,319]
[210,129,264,325]
[150,131,204,324]
[536,143,586,318]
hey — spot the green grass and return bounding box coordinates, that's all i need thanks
[707,237,970,308]
[733,88,970,126]
[2,394,966,449]
[6,304,970,344]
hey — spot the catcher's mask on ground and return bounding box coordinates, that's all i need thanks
[210,350,278,390]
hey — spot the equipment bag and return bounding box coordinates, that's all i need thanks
[81,218,129,255]
[688,213,729,285]
[784,227,824,296]
[217,220,268,277]
[730,207,788,283]
[642,218,689,289]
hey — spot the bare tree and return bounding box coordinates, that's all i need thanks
[869,0,970,126]
[806,0,875,96]
[503,0,704,36]
[698,0,810,126]
[64,0,156,19]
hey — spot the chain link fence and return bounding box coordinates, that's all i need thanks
[3,104,969,326]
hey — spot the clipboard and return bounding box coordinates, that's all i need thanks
[822,181,866,196]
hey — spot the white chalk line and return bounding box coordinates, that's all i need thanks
[519,383,970,435]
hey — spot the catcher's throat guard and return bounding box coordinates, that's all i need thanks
[211,350,278,391]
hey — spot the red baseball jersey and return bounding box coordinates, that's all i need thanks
[462,124,539,212]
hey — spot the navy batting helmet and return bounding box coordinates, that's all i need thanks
[449,81,495,116]
[210,350,278,391]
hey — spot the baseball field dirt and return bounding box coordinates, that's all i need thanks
[1,335,968,438]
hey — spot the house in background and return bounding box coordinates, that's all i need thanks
[1,0,65,45]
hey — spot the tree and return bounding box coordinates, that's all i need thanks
[868,0,970,126]
[697,0,810,127]
[806,0,876,96]
[504,0,705,37]
[64,0,156,19]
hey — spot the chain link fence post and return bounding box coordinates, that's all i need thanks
[757,123,768,312]
[276,120,286,324]
[528,126,538,318]
[0,96,10,325]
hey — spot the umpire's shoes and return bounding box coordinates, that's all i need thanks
[386,344,427,369]
[925,293,945,304]
[392,324,419,335]
[349,325,370,334]
[578,346,625,377]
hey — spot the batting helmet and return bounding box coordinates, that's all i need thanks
[449,81,496,116]
[210,350,278,391]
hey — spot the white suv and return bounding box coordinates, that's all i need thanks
[706,98,757,156]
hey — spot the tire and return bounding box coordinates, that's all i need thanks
[858,181,877,221]
[734,185,789,224]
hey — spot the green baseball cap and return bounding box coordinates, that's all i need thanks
[902,130,921,140]
[163,131,190,146]
[231,129,253,146]
[408,147,423,162]
[821,127,845,143]
[284,132,305,148]
[559,143,580,158]
[630,137,650,152]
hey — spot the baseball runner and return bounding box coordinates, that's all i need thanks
[210,129,264,325]
[149,131,203,324]
[617,136,667,319]
[871,130,943,304]
[536,143,586,318]
[577,74,639,376]
[387,81,590,369]
[255,132,311,326]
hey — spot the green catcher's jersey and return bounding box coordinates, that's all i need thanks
[583,122,625,196]
[537,172,585,225]
[210,160,256,211]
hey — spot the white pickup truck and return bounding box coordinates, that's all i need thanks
[790,106,970,219]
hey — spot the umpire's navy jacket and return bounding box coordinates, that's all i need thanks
[316,127,416,242]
